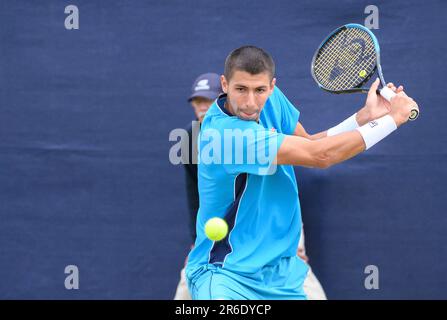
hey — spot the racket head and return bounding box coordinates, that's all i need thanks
[311,23,384,94]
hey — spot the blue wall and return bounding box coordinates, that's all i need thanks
[0,0,446,299]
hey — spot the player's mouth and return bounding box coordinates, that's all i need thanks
[239,110,258,120]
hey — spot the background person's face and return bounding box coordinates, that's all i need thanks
[191,97,214,122]
[221,70,275,121]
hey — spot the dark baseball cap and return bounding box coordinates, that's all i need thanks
[188,73,222,102]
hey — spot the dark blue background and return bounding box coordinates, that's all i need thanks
[0,0,445,299]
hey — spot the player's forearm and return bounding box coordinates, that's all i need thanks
[313,131,365,168]
[276,131,365,168]
[310,108,370,140]
[281,113,400,167]
[306,114,400,168]
[295,109,368,141]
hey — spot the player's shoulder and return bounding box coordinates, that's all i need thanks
[268,85,299,115]
[273,85,284,95]
[269,85,288,104]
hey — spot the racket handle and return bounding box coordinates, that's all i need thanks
[379,87,419,121]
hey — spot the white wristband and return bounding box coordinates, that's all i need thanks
[327,113,359,136]
[356,115,397,150]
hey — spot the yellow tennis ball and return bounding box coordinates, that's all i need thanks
[205,217,228,241]
[359,70,367,78]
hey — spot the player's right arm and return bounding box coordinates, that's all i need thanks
[276,131,364,168]
[276,92,417,168]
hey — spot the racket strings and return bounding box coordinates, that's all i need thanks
[316,29,375,88]
[316,29,376,89]
[314,28,377,91]
[315,28,375,86]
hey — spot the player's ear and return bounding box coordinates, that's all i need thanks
[221,75,228,94]
[270,77,276,93]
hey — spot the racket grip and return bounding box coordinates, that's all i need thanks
[379,87,419,121]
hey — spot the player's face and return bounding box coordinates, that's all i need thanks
[191,97,214,122]
[221,71,275,121]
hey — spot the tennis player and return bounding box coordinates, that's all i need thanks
[174,73,327,300]
[185,46,417,300]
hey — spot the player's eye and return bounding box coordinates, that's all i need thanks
[236,87,245,92]
[256,88,266,93]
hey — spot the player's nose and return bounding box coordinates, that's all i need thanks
[245,93,258,110]
[247,92,256,106]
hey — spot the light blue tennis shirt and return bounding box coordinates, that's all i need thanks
[186,86,305,279]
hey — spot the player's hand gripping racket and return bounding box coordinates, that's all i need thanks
[311,23,419,121]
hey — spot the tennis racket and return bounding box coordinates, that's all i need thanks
[311,23,419,121]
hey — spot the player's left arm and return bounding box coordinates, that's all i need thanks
[293,81,403,140]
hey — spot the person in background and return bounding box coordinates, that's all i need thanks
[174,73,222,300]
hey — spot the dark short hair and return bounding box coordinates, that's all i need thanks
[224,46,275,81]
